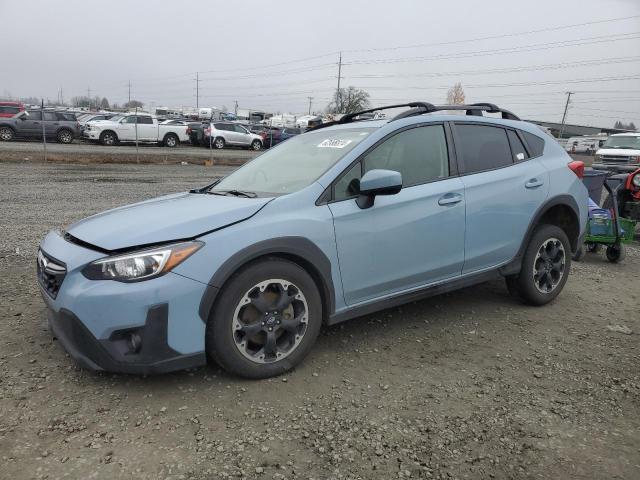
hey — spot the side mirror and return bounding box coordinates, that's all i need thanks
[356,169,402,209]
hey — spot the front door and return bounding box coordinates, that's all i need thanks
[328,124,466,305]
[233,125,251,146]
[21,111,43,138]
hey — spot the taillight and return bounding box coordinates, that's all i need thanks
[186,127,191,134]
[568,160,584,179]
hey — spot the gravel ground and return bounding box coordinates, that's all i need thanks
[1,161,639,480]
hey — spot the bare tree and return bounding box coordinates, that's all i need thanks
[100,97,110,110]
[123,100,144,110]
[327,86,371,114]
[446,83,465,105]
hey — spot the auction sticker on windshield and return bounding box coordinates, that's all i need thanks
[318,139,353,148]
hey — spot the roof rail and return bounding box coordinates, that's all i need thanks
[310,102,436,130]
[309,102,520,131]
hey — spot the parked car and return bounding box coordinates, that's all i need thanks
[78,113,115,135]
[592,133,640,172]
[280,127,302,142]
[186,121,209,146]
[204,122,263,150]
[254,126,282,148]
[83,113,189,147]
[0,110,80,143]
[0,101,25,118]
[37,102,587,377]
[564,135,607,155]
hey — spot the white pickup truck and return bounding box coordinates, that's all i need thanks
[83,113,189,147]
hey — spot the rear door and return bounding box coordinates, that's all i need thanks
[328,123,466,305]
[136,115,157,140]
[452,122,549,274]
[43,111,59,137]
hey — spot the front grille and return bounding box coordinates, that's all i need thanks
[37,250,66,299]
[600,155,633,164]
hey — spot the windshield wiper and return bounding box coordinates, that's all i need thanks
[208,189,258,198]
[189,178,222,194]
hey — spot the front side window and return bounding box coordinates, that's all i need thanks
[213,128,373,195]
[455,124,512,173]
[122,116,136,124]
[363,125,449,186]
[234,125,248,133]
[27,111,42,120]
[43,112,57,121]
[334,162,362,201]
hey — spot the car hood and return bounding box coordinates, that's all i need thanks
[596,147,640,156]
[66,192,272,251]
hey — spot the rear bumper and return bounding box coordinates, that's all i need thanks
[47,302,206,374]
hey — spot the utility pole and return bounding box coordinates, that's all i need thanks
[234,100,238,116]
[195,72,200,110]
[60,88,63,105]
[307,96,313,115]
[559,91,574,139]
[336,52,342,114]
[128,80,131,103]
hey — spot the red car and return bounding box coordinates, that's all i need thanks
[0,101,25,118]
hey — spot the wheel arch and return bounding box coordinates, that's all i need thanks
[198,237,335,325]
[500,195,581,276]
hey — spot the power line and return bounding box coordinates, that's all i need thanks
[342,14,640,54]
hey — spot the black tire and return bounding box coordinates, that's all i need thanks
[206,258,322,379]
[0,126,15,142]
[586,243,601,253]
[213,137,225,149]
[606,244,626,263]
[163,133,179,148]
[57,129,74,144]
[507,224,571,306]
[99,131,118,146]
[250,139,262,151]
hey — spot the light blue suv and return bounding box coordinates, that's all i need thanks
[37,102,588,378]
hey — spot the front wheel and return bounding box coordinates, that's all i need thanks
[206,258,322,379]
[507,224,571,306]
[0,127,15,141]
[250,139,262,151]
[99,131,117,146]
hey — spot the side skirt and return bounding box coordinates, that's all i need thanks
[327,269,502,326]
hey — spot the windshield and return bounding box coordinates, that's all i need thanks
[602,136,640,149]
[108,115,124,123]
[213,128,374,195]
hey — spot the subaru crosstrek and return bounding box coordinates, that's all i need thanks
[37,102,588,378]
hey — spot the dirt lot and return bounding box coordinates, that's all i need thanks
[1,160,639,480]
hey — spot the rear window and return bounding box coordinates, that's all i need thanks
[455,124,512,173]
[0,106,20,114]
[522,131,545,157]
[507,130,529,162]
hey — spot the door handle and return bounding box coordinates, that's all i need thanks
[525,178,544,189]
[438,193,463,206]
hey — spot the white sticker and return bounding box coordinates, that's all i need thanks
[318,139,353,148]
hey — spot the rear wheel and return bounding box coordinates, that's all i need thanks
[163,133,179,147]
[99,131,117,146]
[507,224,571,305]
[206,258,322,379]
[214,137,225,149]
[606,244,626,263]
[0,127,14,141]
[57,129,73,144]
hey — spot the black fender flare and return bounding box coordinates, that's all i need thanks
[198,236,335,323]
[499,194,581,276]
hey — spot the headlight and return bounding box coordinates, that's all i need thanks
[82,241,203,282]
[632,174,640,188]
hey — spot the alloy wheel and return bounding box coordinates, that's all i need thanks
[0,128,12,141]
[59,131,72,143]
[532,237,565,293]
[232,279,308,364]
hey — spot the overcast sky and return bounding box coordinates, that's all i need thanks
[1,0,639,127]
